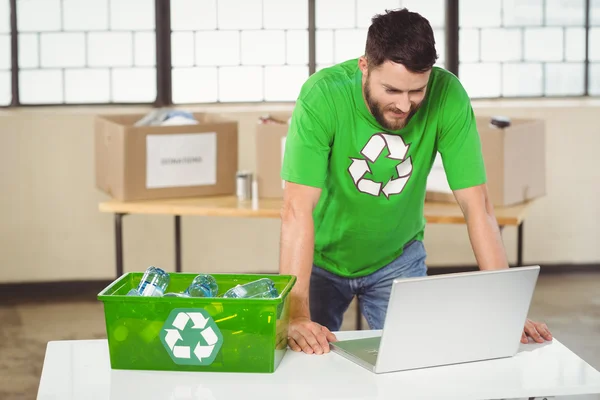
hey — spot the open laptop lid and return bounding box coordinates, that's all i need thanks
[375,266,540,373]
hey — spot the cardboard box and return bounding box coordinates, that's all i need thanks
[95,113,238,201]
[255,113,290,198]
[426,117,546,207]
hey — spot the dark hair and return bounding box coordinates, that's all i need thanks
[365,8,438,73]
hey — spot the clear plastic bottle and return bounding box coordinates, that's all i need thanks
[127,266,170,297]
[164,274,218,298]
[222,278,278,299]
[186,274,218,297]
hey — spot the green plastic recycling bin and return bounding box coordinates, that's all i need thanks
[97,272,296,373]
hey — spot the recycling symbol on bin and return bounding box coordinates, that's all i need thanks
[159,308,223,366]
[348,132,413,198]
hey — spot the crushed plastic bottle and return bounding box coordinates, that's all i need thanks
[222,278,278,299]
[164,274,218,298]
[127,266,170,297]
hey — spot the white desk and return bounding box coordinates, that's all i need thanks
[37,330,600,400]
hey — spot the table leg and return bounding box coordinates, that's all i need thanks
[115,213,127,278]
[175,215,182,273]
[517,221,524,267]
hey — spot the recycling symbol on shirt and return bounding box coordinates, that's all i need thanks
[159,308,223,366]
[348,133,413,198]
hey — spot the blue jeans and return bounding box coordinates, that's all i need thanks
[309,240,427,331]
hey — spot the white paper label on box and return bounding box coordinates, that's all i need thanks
[146,133,217,189]
[281,136,287,189]
[426,152,452,193]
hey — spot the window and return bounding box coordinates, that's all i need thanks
[459,0,587,98]
[0,0,10,105]
[16,0,156,104]
[1,0,598,107]
[170,0,309,103]
[316,0,446,71]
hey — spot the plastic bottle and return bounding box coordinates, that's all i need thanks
[222,278,278,299]
[164,274,218,298]
[127,266,170,297]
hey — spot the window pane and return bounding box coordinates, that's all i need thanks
[218,66,263,102]
[88,32,133,67]
[171,0,217,31]
[480,28,521,62]
[63,0,108,31]
[133,32,156,67]
[459,29,480,63]
[218,0,262,30]
[264,0,308,29]
[134,32,155,67]
[17,0,61,32]
[565,27,585,61]
[65,69,110,103]
[287,30,309,65]
[112,68,156,102]
[460,0,501,28]
[317,3,444,72]
[40,33,86,68]
[524,28,563,61]
[590,28,600,61]
[334,29,367,63]
[589,63,600,95]
[316,30,334,64]
[502,0,543,26]
[317,0,355,29]
[356,0,401,29]
[545,63,584,95]
[18,33,38,68]
[0,33,9,69]
[0,70,9,105]
[19,69,63,104]
[459,63,501,97]
[546,0,585,26]
[0,0,10,33]
[264,66,308,101]
[172,67,218,103]
[241,30,286,65]
[593,0,600,25]
[17,0,156,105]
[195,31,240,66]
[110,0,154,31]
[172,1,309,104]
[172,32,195,67]
[502,63,543,96]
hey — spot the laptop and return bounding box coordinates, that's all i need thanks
[330,266,540,374]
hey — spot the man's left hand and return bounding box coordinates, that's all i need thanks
[521,318,553,343]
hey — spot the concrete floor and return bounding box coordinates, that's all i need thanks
[1,272,599,400]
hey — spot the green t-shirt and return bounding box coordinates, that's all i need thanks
[281,59,486,278]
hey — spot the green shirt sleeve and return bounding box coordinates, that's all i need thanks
[281,79,336,189]
[437,75,487,191]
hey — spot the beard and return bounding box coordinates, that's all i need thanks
[364,78,422,131]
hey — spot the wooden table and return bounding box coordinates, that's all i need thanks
[99,195,533,330]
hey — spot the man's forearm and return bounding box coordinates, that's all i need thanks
[279,209,315,319]
[465,208,509,270]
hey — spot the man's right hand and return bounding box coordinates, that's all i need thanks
[287,316,337,355]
